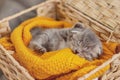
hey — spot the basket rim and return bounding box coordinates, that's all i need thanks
[0,0,120,79]
[0,44,35,80]
[0,0,59,23]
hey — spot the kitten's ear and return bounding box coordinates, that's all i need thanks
[73,23,84,29]
[71,23,84,34]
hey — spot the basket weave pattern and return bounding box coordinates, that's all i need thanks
[65,0,120,43]
[0,0,120,80]
[0,45,34,80]
[100,58,120,80]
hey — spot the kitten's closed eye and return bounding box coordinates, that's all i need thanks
[69,23,103,60]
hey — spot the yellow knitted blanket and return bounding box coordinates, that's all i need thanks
[0,17,119,80]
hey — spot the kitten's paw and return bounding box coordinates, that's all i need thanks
[39,47,47,53]
[88,46,103,60]
[85,54,93,61]
[77,52,93,61]
[94,47,102,58]
[29,42,47,53]
[35,46,47,54]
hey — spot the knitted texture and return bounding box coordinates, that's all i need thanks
[0,36,14,50]
[0,17,118,80]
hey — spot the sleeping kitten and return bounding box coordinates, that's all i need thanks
[29,23,102,60]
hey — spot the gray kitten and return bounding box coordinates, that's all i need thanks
[29,23,102,60]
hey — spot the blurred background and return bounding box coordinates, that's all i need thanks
[0,0,45,30]
[0,0,45,80]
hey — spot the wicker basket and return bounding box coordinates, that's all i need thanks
[0,0,120,80]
